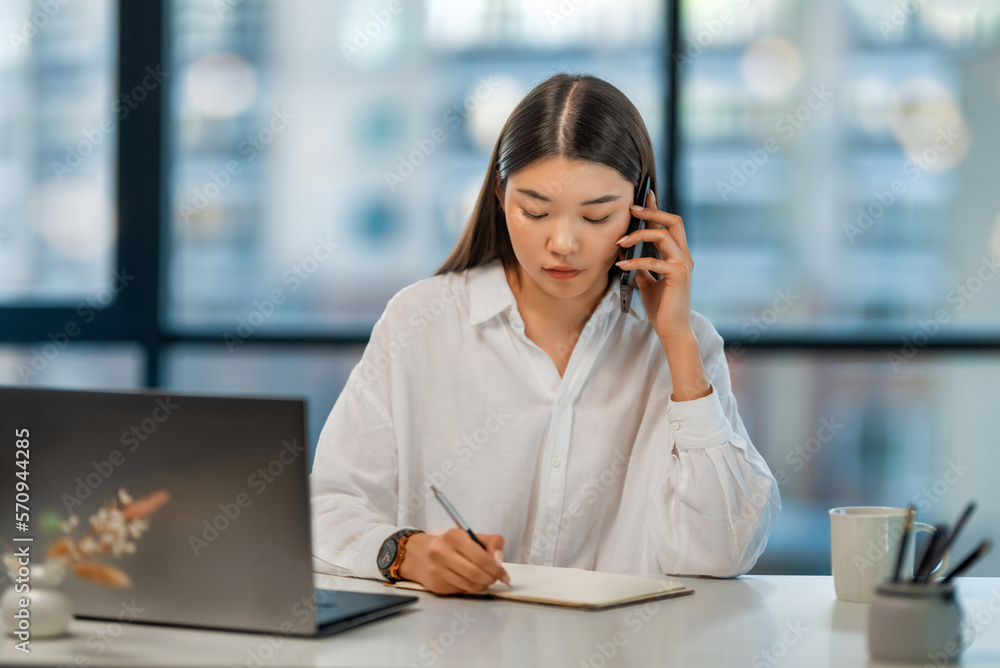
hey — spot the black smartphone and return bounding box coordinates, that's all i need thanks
[619,175,652,313]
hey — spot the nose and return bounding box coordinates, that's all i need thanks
[546,216,579,256]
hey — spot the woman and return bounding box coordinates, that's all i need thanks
[311,73,780,594]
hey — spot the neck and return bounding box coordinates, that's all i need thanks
[505,265,611,333]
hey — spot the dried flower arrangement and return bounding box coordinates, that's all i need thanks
[41,488,170,588]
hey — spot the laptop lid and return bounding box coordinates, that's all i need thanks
[0,387,415,636]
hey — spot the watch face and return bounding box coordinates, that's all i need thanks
[378,541,397,570]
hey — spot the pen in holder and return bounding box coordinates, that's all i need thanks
[867,500,990,665]
[868,581,965,664]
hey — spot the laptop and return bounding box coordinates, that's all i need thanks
[0,387,417,637]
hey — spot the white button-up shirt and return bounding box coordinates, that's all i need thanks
[310,259,780,580]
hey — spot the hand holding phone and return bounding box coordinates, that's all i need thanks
[619,175,652,313]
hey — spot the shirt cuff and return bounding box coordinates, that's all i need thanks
[666,385,736,450]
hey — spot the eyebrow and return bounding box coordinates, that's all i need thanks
[514,188,622,206]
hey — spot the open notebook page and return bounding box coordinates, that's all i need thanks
[387,563,692,610]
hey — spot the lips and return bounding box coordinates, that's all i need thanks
[544,267,582,280]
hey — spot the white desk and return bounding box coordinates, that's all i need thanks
[3,575,999,667]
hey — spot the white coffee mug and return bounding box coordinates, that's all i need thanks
[829,506,950,603]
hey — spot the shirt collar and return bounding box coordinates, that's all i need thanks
[468,260,515,325]
[467,260,640,325]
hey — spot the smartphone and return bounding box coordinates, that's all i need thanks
[619,175,652,313]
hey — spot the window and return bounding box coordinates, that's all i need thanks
[678,0,1000,574]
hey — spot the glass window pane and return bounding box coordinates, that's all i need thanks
[0,344,143,388]
[0,0,117,303]
[736,350,1000,575]
[164,344,365,466]
[679,0,1000,333]
[167,0,666,333]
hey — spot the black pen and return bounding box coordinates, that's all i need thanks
[933,502,976,575]
[430,485,511,588]
[893,505,916,583]
[915,524,949,582]
[942,540,992,583]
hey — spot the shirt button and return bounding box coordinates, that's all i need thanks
[557,398,567,408]
[550,457,561,467]
[670,421,681,431]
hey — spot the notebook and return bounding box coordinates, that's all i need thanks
[386,563,694,610]
[0,386,417,637]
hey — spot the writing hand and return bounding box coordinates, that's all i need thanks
[398,529,510,595]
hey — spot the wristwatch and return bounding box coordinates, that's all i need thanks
[377,529,423,583]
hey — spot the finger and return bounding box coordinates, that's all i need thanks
[479,534,510,583]
[616,256,689,278]
[645,189,657,211]
[447,532,507,589]
[437,549,495,593]
[440,562,488,593]
[425,539,488,593]
[627,205,689,257]
[634,267,658,292]
[459,534,509,585]
[618,228,686,264]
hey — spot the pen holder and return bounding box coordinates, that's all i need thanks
[868,581,965,665]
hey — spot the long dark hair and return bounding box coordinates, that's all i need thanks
[435,73,658,281]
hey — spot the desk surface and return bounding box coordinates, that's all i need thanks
[3,574,999,667]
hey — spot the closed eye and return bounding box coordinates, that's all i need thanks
[522,210,546,220]
[584,215,611,224]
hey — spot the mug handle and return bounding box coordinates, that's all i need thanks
[913,522,951,580]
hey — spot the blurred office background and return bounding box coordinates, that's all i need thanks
[1,0,997,575]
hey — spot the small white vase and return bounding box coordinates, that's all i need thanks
[1,557,73,638]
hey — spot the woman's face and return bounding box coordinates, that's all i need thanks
[498,155,634,303]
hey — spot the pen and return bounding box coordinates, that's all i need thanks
[941,539,992,583]
[892,505,915,583]
[914,523,948,583]
[430,485,511,588]
[932,502,976,576]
